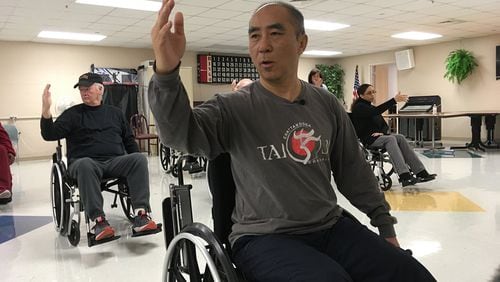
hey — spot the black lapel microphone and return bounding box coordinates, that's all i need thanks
[294,99,306,105]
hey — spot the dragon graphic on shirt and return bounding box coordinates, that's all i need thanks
[257,122,329,165]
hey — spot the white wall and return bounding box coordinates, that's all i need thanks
[0,41,154,159]
[5,33,499,159]
[0,41,332,159]
[335,34,500,139]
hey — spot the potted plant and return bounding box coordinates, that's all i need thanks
[316,64,345,102]
[444,48,478,84]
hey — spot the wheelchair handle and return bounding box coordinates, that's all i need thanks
[175,154,192,186]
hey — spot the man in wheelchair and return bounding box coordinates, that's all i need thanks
[150,0,435,280]
[350,83,437,187]
[40,73,159,243]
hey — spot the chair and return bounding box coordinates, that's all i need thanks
[162,154,378,281]
[347,113,394,190]
[359,142,395,191]
[162,154,240,281]
[50,140,162,247]
[129,114,159,155]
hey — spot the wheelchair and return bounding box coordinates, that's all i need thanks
[162,154,383,281]
[50,140,161,247]
[160,143,207,177]
[162,154,241,281]
[359,142,395,191]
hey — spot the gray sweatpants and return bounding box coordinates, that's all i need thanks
[68,153,150,221]
[370,134,425,176]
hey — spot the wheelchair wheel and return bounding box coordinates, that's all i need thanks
[68,219,80,246]
[165,223,239,282]
[160,143,171,172]
[118,184,134,222]
[387,167,395,177]
[380,174,392,191]
[51,163,70,235]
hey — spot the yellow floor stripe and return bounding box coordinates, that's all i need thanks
[384,191,484,212]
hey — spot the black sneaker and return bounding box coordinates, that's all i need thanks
[416,171,437,183]
[188,162,203,174]
[418,174,437,183]
[401,177,418,187]
[399,172,418,187]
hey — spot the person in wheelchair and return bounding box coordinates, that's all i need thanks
[150,1,435,281]
[40,73,158,242]
[0,122,16,204]
[231,78,253,91]
[350,83,437,187]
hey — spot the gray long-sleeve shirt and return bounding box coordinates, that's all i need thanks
[149,67,396,244]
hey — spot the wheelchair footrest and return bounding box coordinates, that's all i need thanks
[87,233,121,247]
[131,223,162,237]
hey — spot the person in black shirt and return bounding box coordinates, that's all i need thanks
[40,72,158,241]
[351,83,436,187]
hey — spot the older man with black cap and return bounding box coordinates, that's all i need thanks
[40,72,159,244]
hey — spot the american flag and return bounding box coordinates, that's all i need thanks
[353,65,360,99]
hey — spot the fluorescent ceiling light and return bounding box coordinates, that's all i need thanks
[391,31,442,40]
[38,31,106,42]
[304,50,342,56]
[304,20,349,31]
[76,0,161,12]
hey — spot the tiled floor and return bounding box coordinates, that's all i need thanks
[1,144,500,281]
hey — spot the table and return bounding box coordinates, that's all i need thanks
[385,111,500,151]
[385,112,441,150]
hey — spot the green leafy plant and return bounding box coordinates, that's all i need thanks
[444,49,478,84]
[316,64,345,102]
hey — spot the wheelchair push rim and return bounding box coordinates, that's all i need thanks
[164,223,239,282]
[160,143,171,172]
[118,183,135,222]
[50,163,70,235]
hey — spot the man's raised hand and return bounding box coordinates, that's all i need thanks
[42,84,52,118]
[151,0,186,74]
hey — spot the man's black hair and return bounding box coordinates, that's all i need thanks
[254,1,305,36]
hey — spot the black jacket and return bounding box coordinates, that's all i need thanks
[41,104,138,162]
[350,98,396,146]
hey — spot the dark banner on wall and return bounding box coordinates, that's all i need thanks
[91,64,138,84]
[197,54,259,84]
[90,64,138,122]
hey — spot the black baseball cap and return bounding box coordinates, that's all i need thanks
[73,72,103,88]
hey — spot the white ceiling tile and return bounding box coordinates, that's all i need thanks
[0,0,499,57]
[106,9,154,19]
[87,22,124,32]
[181,0,233,9]
[171,4,210,17]
[216,0,261,12]
[185,15,224,26]
[95,15,143,25]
